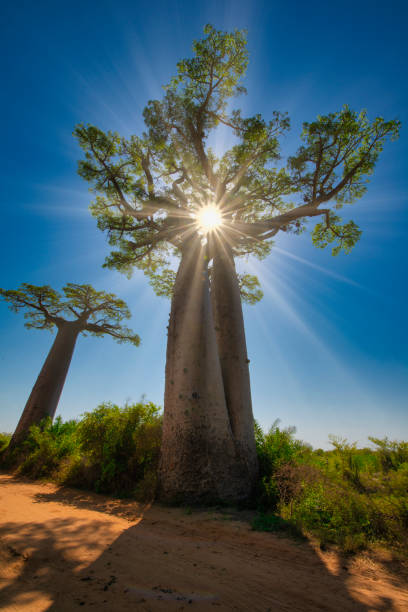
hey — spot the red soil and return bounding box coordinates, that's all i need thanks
[0,473,407,611]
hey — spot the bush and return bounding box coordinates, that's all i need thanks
[368,436,408,472]
[0,432,11,454]
[285,481,372,551]
[72,401,162,496]
[254,423,408,555]
[18,417,80,479]
[251,513,303,539]
[254,420,311,510]
[5,401,162,500]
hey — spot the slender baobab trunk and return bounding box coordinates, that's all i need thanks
[211,242,259,488]
[9,322,80,449]
[159,239,250,503]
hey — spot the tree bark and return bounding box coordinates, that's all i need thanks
[211,242,259,488]
[159,238,250,503]
[9,322,80,449]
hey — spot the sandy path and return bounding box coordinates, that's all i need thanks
[0,474,407,611]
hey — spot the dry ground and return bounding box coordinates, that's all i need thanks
[0,473,407,611]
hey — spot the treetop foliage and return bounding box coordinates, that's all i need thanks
[74,24,400,301]
[0,283,140,345]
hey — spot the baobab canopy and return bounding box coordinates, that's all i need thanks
[0,283,140,345]
[74,24,399,297]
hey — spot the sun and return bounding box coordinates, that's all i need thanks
[196,205,223,232]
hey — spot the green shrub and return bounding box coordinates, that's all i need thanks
[72,401,162,496]
[284,481,371,550]
[255,419,309,474]
[0,432,11,453]
[254,420,311,510]
[253,422,408,555]
[368,436,408,472]
[251,513,302,538]
[18,417,79,478]
[5,401,162,501]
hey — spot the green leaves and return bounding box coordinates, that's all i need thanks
[0,284,64,330]
[237,273,264,304]
[0,283,140,346]
[311,213,362,255]
[286,106,399,255]
[147,268,177,298]
[74,124,141,200]
[289,106,400,207]
[171,24,248,109]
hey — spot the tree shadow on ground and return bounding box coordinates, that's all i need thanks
[33,485,152,522]
[0,483,406,611]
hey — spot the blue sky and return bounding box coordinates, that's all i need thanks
[1,0,407,448]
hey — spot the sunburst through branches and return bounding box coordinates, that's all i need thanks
[196,205,223,233]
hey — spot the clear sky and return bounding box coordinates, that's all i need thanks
[1,0,407,448]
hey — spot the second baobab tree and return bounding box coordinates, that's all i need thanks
[75,25,399,503]
[0,283,140,450]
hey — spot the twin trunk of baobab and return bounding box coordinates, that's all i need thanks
[159,238,258,503]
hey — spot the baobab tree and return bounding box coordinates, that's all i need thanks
[0,283,140,450]
[75,25,400,503]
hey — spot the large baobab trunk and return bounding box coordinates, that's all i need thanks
[211,242,258,487]
[159,239,250,503]
[9,322,80,449]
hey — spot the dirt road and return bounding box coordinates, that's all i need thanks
[0,473,407,611]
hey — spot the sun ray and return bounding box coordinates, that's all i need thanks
[274,247,365,289]
[244,258,380,409]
